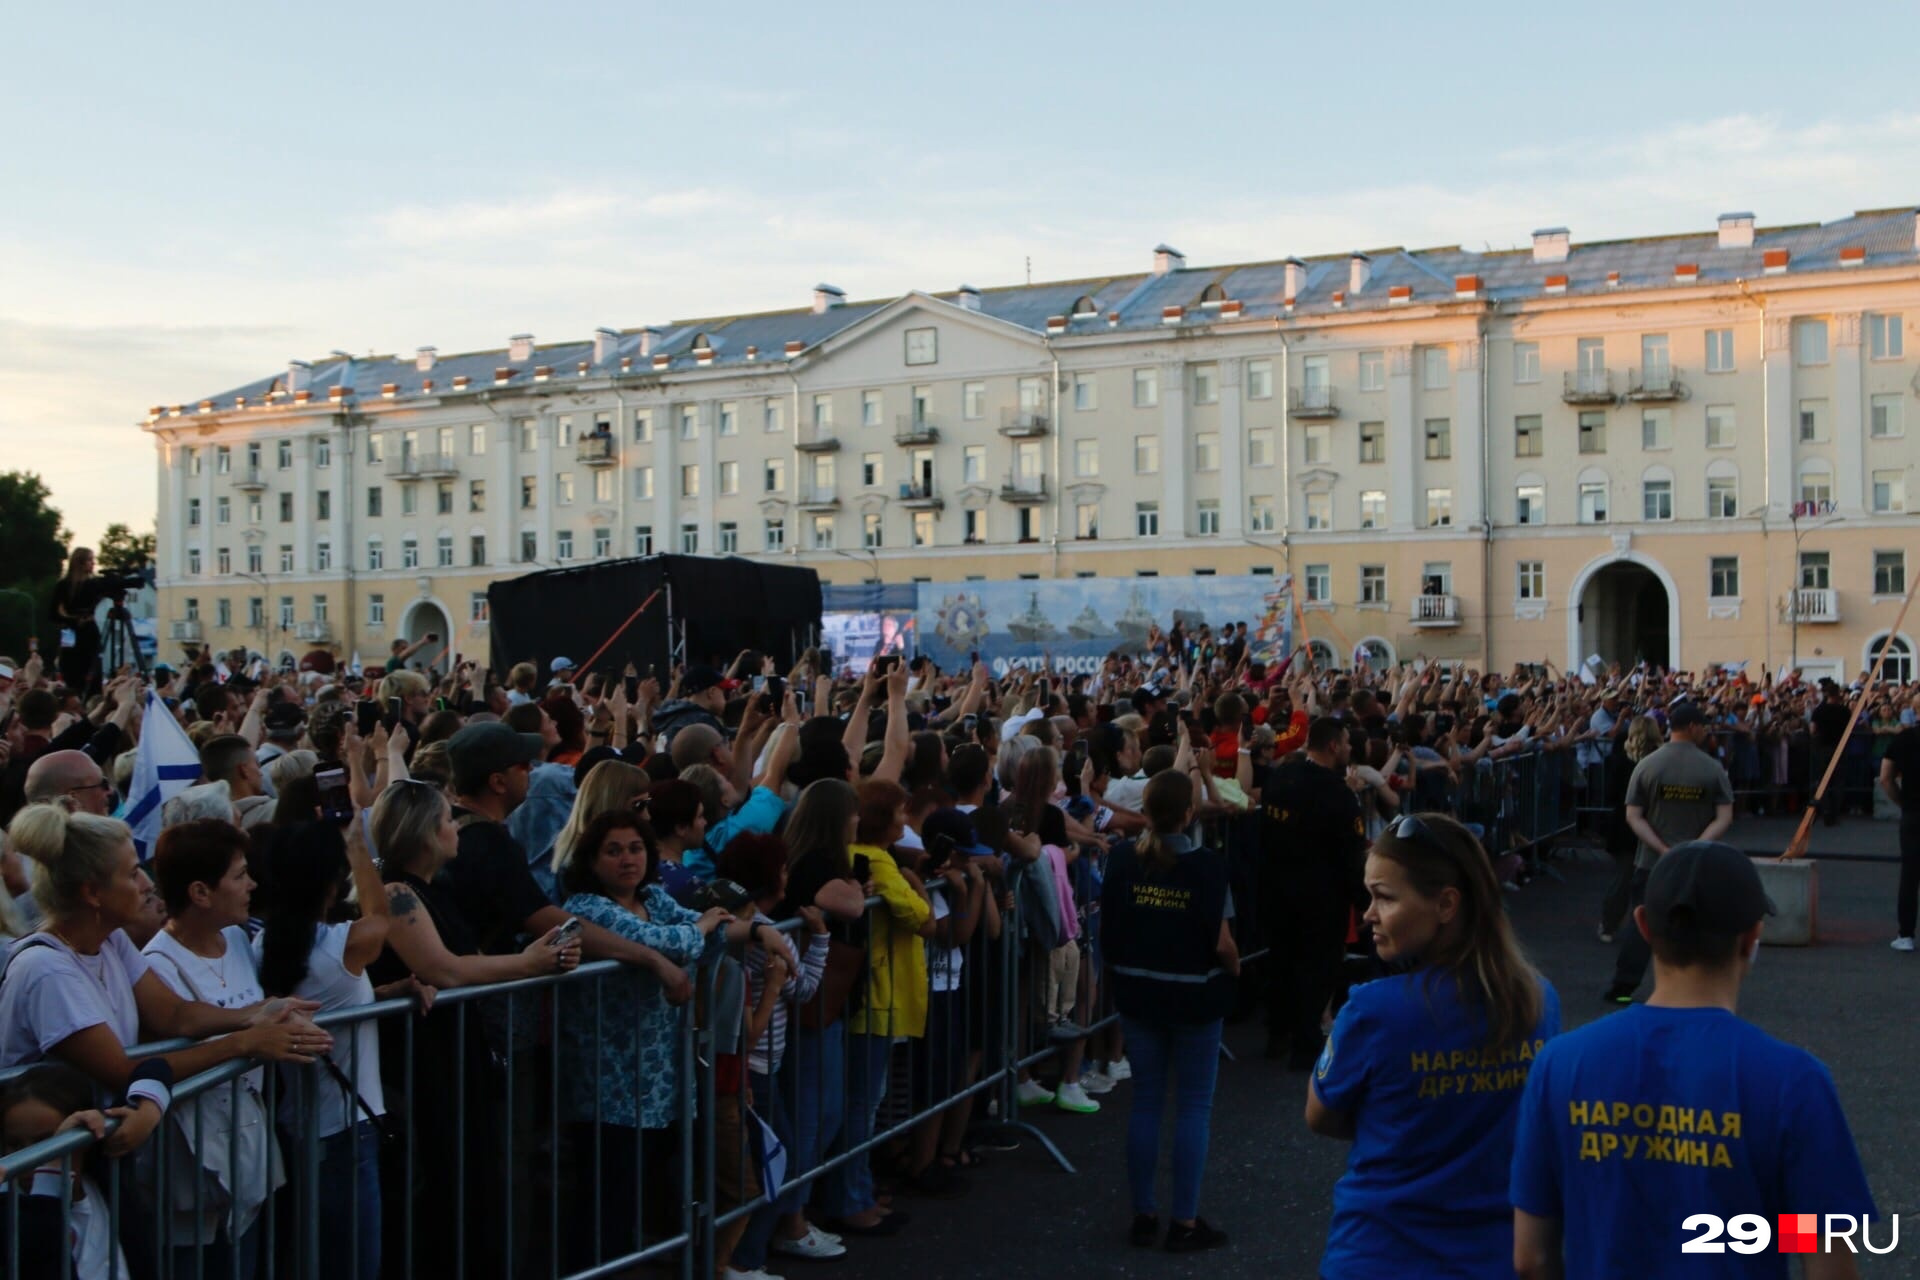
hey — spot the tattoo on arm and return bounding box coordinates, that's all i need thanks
[388,887,419,917]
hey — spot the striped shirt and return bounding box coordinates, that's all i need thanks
[743,911,830,1075]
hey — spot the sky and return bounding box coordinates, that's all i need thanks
[5,0,1920,547]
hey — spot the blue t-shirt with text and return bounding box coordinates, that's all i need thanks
[1316,968,1561,1278]
[1510,1004,1876,1279]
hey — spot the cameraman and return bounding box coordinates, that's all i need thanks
[50,546,102,694]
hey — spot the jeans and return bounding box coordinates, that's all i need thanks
[1119,1015,1223,1222]
[791,1023,846,1218]
[823,1032,895,1218]
[1898,815,1920,939]
[318,1121,383,1280]
[733,1068,794,1271]
[1610,868,1653,993]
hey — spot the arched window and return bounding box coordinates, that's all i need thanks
[1797,457,1834,510]
[1355,636,1396,669]
[1868,633,1914,684]
[1071,295,1099,317]
[1197,282,1229,307]
[1307,639,1337,669]
[1705,459,1740,519]
[1640,464,1675,522]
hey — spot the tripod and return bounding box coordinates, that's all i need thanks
[102,602,146,678]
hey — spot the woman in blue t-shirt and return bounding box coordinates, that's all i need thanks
[1306,812,1560,1279]
[1099,770,1238,1254]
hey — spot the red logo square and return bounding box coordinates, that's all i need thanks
[1777,1213,1818,1254]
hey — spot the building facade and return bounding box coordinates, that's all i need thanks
[147,209,1919,682]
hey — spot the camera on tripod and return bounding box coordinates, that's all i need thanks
[84,567,155,611]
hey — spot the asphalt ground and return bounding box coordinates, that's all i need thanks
[823,845,1918,1280]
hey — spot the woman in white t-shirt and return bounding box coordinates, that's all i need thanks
[254,818,400,1280]
[142,819,284,1280]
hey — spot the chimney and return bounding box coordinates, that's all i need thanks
[955,284,982,312]
[812,283,846,314]
[1282,256,1306,299]
[1673,263,1699,285]
[508,334,534,362]
[1219,299,1243,318]
[414,346,436,372]
[380,383,398,398]
[1454,274,1481,300]
[1716,212,1755,250]
[1045,316,1067,335]
[533,365,552,382]
[592,327,619,365]
[784,340,804,358]
[1161,305,1185,325]
[494,366,513,384]
[1152,244,1186,276]
[1840,245,1866,268]
[1531,227,1570,264]
[745,345,759,361]
[1544,274,1568,294]
[1762,249,1790,276]
[1348,252,1370,294]
[287,360,311,395]
[1387,285,1413,306]
[637,327,662,358]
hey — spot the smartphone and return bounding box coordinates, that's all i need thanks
[355,699,382,737]
[434,697,450,712]
[927,833,957,870]
[960,713,978,736]
[548,917,584,948]
[624,672,640,703]
[874,654,899,676]
[851,853,872,883]
[766,675,785,706]
[385,696,403,725]
[315,765,353,824]
[969,650,979,666]
[751,675,767,693]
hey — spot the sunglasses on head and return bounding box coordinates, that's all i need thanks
[1388,813,1451,857]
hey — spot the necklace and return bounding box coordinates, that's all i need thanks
[169,927,230,988]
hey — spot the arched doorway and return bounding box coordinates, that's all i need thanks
[1570,553,1677,670]
[396,598,453,674]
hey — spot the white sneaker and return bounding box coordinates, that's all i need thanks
[1893,937,1916,952]
[1108,1056,1132,1082]
[1054,1081,1101,1114]
[1016,1078,1055,1108]
[1080,1070,1116,1095]
[724,1269,785,1280]
[772,1226,847,1260]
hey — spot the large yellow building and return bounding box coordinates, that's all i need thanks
[147,208,1918,682]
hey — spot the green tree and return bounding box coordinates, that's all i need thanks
[98,522,156,573]
[0,471,69,589]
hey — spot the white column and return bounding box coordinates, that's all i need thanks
[1831,311,1864,513]
[697,400,719,550]
[491,419,513,565]
[1454,339,1485,527]
[1387,345,1416,531]
[538,412,557,560]
[1218,357,1246,539]
[291,434,311,573]
[656,401,679,549]
[1764,318,1794,512]
[165,440,186,579]
[1160,361,1189,538]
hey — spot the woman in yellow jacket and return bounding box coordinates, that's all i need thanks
[824,778,932,1236]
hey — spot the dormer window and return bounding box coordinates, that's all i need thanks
[1071,295,1099,318]
[1198,282,1229,309]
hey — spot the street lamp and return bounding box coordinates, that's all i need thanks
[831,546,883,586]
[1753,503,1841,674]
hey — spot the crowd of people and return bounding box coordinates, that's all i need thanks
[0,572,1911,1278]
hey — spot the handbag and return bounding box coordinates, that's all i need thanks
[796,938,865,1031]
[322,1057,396,1148]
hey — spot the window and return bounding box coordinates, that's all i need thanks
[963,509,986,544]
[1249,496,1276,533]
[555,472,577,506]
[1875,551,1906,597]
[1705,328,1735,373]
[1424,418,1451,459]
[244,544,261,575]
[1871,394,1903,439]
[1707,473,1739,518]
[436,533,454,567]
[216,598,231,628]
[1871,634,1915,684]
[312,490,329,521]
[1800,471,1832,507]
[1697,555,1739,600]
[1517,561,1544,600]
[470,423,488,455]
[1360,565,1387,604]
[366,486,383,517]
[1643,477,1674,521]
[862,391,882,427]
[278,545,293,573]
[1134,435,1160,474]
[1513,342,1540,384]
[861,453,883,487]
[963,446,985,483]
[315,541,331,571]
[719,460,738,496]
[246,496,262,525]
[1073,374,1098,411]
[1514,415,1542,457]
[1641,410,1671,451]
[913,511,936,547]
[366,540,384,570]
[276,440,292,469]
[810,515,834,549]
[962,382,985,420]
[1187,362,1219,406]
[1706,404,1735,449]
[718,402,737,437]
[1422,347,1449,390]
[215,497,230,525]
[1074,438,1099,478]
[1798,399,1825,442]
[1304,492,1332,530]
[1426,488,1453,527]
[246,443,261,470]
[313,595,329,623]
[520,530,537,562]
[811,455,836,493]
[1641,333,1671,382]
[186,447,201,476]
[1796,319,1829,366]
[400,536,419,569]
[761,519,783,552]
[468,592,488,624]
[592,469,614,503]
[680,524,699,555]
[183,595,200,620]
[516,420,536,453]
[187,497,201,528]
[1302,424,1329,465]
[216,445,232,474]
[1304,564,1331,602]
[1421,563,1453,598]
[1360,490,1386,529]
[680,464,699,497]
[1514,482,1547,524]
[1247,359,1273,399]
[1196,500,1220,535]
[400,485,418,517]
[555,417,575,448]
[763,400,783,433]
[245,597,263,629]
[1358,350,1385,392]
[187,548,202,575]
[437,482,455,515]
[1359,421,1384,463]
[1134,502,1160,537]
[1579,481,1608,524]
[1872,469,1906,513]
[273,596,292,629]
[1578,412,1607,454]
[469,534,486,566]
[673,407,696,441]
[634,525,654,556]
[1016,508,1039,543]
[904,327,937,365]
[520,477,536,509]
[552,531,575,561]
[811,395,833,431]
[1799,551,1831,590]
[1133,368,1158,407]
[1869,313,1904,360]
[1194,433,1219,471]
[863,512,883,549]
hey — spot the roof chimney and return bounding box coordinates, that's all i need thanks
[1762,249,1790,276]
[287,360,311,395]
[955,284,981,312]
[1282,256,1306,300]
[1531,227,1570,264]
[414,346,436,372]
[508,333,534,362]
[812,283,846,314]
[1716,212,1755,250]
[1348,252,1370,295]
[592,327,619,365]
[1152,244,1186,277]
[1912,209,1919,253]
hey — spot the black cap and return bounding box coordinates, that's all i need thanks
[1667,700,1706,729]
[264,702,307,735]
[1644,841,1775,937]
[446,722,545,780]
[682,665,728,695]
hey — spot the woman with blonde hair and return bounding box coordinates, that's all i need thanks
[544,759,650,899]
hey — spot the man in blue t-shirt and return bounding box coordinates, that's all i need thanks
[1511,842,1875,1280]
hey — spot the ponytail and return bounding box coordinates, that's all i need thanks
[1136,771,1194,876]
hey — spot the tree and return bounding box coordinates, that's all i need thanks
[98,523,156,574]
[0,471,69,590]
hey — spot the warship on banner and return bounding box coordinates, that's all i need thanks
[1067,603,1110,640]
[1114,589,1155,643]
[1006,591,1060,643]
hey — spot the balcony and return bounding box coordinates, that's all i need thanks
[795,434,842,454]
[999,408,1050,438]
[1562,370,1616,404]
[894,414,940,446]
[169,619,204,642]
[1287,386,1338,418]
[1626,367,1688,402]
[796,487,840,512]
[294,620,333,643]
[394,451,460,480]
[1410,594,1462,628]
[897,482,944,511]
[575,434,618,467]
[999,473,1049,504]
[1783,587,1840,624]
[232,466,268,492]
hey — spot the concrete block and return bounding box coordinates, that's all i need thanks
[1754,857,1817,947]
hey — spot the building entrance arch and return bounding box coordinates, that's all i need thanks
[396,596,454,673]
[1567,550,1678,670]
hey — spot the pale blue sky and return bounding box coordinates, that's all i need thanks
[5,0,1918,543]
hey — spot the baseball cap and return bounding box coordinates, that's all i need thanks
[264,702,307,735]
[446,722,545,780]
[551,656,576,673]
[920,808,991,856]
[1667,700,1706,729]
[682,665,735,695]
[1644,841,1775,938]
